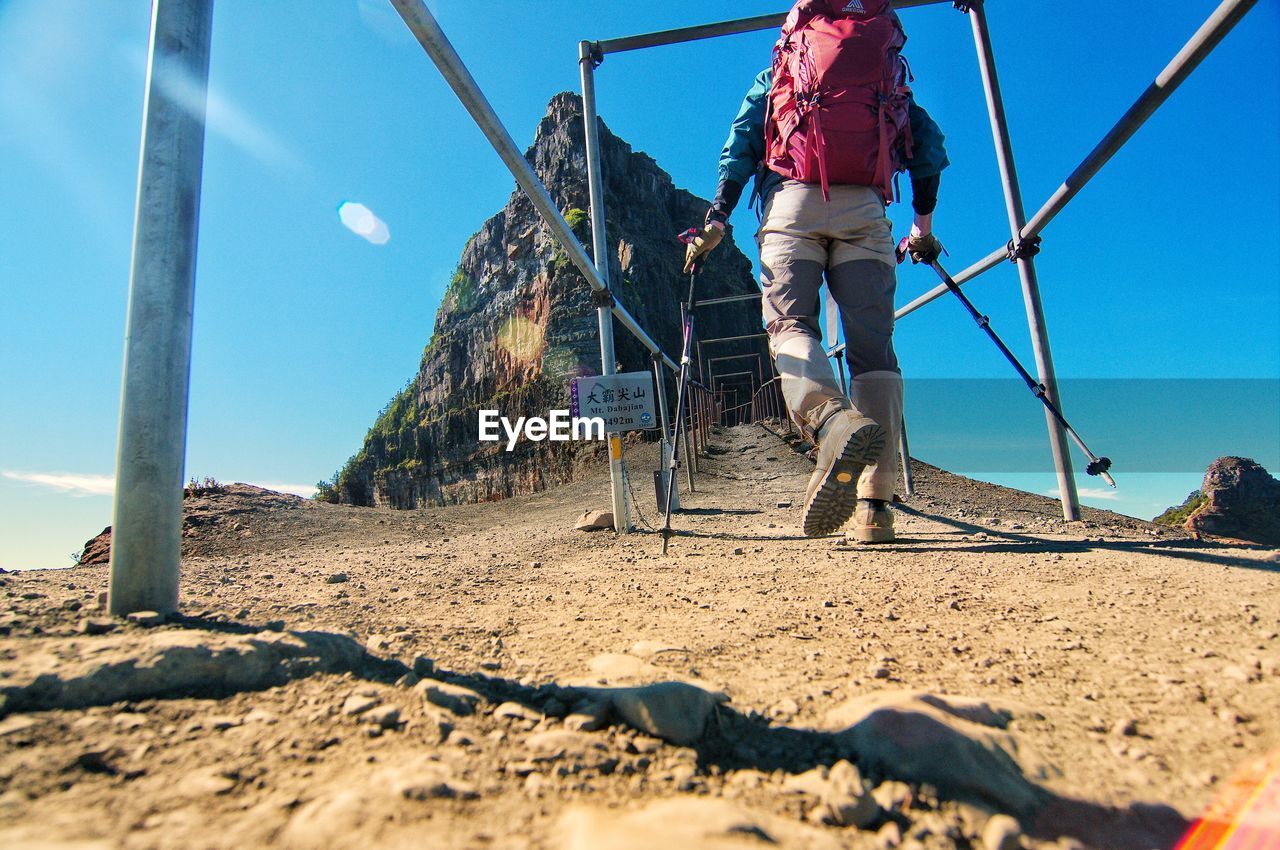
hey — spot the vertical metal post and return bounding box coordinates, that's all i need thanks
[579,41,630,533]
[691,384,702,473]
[682,408,695,493]
[968,1,1080,520]
[688,384,700,472]
[652,356,677,510]
[108,0,214,616]
[898,416,915,498]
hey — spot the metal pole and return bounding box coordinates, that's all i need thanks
[682,407,695,493]
[1019,0,1258,242]
[708,386,715,434]
[593,0,952,54]
[652,355,676,509]
[695,292,762,307]
[696,340,705,394]
[576,40,631,532]
[898,416,915,498]
[391,2,674,373]
[969,1,1080,521]
[700,331,771,346]
[108,0,214,617]
[688,385,700,473]
[895,249,1003,319]
[898,0,1258,322]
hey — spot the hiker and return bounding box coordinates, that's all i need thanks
[684,0,948,542]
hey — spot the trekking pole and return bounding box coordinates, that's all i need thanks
[661,229,702,554]
[899,239,1115,487]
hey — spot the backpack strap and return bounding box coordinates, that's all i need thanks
[811,102,831,202]
[877,96,894,202]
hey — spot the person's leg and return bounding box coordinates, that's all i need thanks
[758,182,848,440]
[825,186,904,541]
[826,258,903,502]
[759,181,885,537]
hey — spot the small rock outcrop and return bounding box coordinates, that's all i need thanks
[1169,457,1280,546]
[73,483,310,566]
[77,526,112,566]
[329,93,766,509]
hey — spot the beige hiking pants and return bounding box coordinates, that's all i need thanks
[758,180,904,501]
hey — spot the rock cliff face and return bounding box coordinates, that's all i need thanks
[1182,457,1280,546]
[330,93,766,508]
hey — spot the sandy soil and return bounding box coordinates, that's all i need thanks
[1,425,1277,850]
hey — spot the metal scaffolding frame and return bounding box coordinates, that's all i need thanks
[580,0,1258,521]
[107,0,1259,612]
[707,353,764,389]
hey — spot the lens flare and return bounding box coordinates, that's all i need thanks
[497,314,545,363]
[338,201,390,245]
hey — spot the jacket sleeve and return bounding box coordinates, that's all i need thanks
[712,69,771,218]
[904,98,949,180]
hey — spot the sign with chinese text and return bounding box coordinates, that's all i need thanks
[571,372,658,433]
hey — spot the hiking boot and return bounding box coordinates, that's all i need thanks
[850,499,895,543]
[802,412,885,537]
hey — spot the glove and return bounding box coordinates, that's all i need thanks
[907,231,944,265]
[682,219,724,274]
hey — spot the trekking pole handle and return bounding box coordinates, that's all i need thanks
[896,234,948,266]
[678,227,705,275]
[895,235,910,265]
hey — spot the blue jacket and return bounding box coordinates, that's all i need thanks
[716,68,949,214]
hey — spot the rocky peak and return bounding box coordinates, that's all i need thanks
[1187,457,1280,546]
[327,93,766,508]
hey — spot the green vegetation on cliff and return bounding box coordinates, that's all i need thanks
[1153,489,1207,527]
[316,380,421,504]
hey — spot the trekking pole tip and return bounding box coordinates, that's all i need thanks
[1086,457,1116,488]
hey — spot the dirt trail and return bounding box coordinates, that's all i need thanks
[1,425,1277,849]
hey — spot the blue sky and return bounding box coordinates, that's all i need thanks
[2,1,1277,569]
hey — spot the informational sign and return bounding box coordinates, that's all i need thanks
[571,372,658,434]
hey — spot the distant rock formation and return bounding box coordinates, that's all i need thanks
[77,527,112,566]
[329,92,766,508]
[1157,457,1280,546]
[74,484,311,566]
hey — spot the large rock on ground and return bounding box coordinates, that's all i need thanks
[603,681,728,747]
[1186,457,1280,546]
[0,629,372,715]
[557,798,843,850]
[568,653,729,745]
[279,762,470,849]
[821,691,1053,819]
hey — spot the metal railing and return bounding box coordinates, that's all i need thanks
[582,0,1259,524]
[107,0,1260,613]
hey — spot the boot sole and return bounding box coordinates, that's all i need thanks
[802,423,886,537]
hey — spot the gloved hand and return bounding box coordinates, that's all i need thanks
[907,231,944,265]
[683,219,724,274]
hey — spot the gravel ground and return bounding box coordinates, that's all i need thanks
[1,425,1277,850]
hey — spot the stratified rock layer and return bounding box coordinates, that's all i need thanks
[334,93,765,508]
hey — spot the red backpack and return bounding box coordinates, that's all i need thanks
[764,0,913,202]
